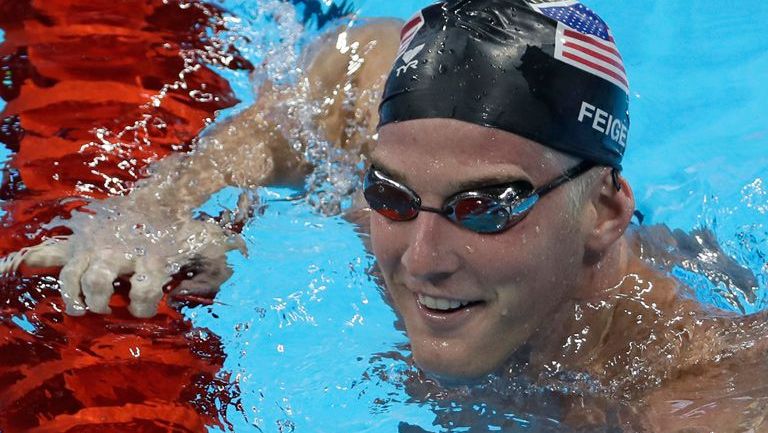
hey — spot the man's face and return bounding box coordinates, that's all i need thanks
[370,118,589,382]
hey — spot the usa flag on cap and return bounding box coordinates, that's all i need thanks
[527,0,629,95]
[396,9,425,60]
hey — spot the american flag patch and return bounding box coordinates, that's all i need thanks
[396,10,425,60]
[528,1,629,94]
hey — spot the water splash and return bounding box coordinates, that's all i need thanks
[685,177,768,314]
[246,5,380,215]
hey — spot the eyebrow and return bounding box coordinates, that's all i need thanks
[452,175,531,191]
[369,156,531,193]
[368,156,409,183]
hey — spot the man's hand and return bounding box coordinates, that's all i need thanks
[3,195,247,318]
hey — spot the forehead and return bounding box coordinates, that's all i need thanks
[372,118,559,181]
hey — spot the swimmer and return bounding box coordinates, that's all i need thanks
[4,0,767,430]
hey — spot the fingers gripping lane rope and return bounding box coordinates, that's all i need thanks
[0,213,243,317]
[58,252,90,316]
[129,259,171,318]
[80,254,122,315]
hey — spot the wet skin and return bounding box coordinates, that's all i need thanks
[368,118,768,431]
[369,118,632,383]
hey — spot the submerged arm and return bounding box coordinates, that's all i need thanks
[126,17,403,216]
[6,19,401,318]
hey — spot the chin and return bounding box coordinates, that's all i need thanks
[411,345,500,386]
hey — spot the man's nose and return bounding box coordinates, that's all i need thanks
[400,211,461,284]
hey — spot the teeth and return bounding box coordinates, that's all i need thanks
[418,294,471,311]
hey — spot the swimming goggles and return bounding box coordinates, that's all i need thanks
[363,161,595,234]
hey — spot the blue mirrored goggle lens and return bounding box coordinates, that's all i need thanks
[448,196,511,233]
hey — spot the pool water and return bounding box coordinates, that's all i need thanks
[1,0,766,432]
[193,0,768,430]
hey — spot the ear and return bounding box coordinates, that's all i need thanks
[585,170,635,254]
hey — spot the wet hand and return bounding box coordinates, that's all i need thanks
[3,199,246,318]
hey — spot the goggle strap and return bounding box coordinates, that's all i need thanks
[532,161,595,198]
[611,169,622,191]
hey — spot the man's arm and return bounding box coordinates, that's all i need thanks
[121,17,403,214]
[5,19,401,317]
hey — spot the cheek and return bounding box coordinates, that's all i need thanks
[369,214,401,271]
[472,210,585,291]
[538,226,587,289]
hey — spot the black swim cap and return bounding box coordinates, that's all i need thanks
[378,0,630,169]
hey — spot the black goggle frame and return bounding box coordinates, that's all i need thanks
[363,161,596,234]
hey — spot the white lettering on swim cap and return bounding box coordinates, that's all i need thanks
[620,123,628,148]
[578,101,596,123]
[593,109,608,133]
[577,101,628,148]
[610,118,622,142]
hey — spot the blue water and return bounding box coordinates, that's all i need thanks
[1,0,766,431]
[192,192,422,431]
[598,0,768,313]
[182,1,768,431]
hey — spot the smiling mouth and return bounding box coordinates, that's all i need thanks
[417,293,485,313]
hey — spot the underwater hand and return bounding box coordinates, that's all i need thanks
[2,198,247,318]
